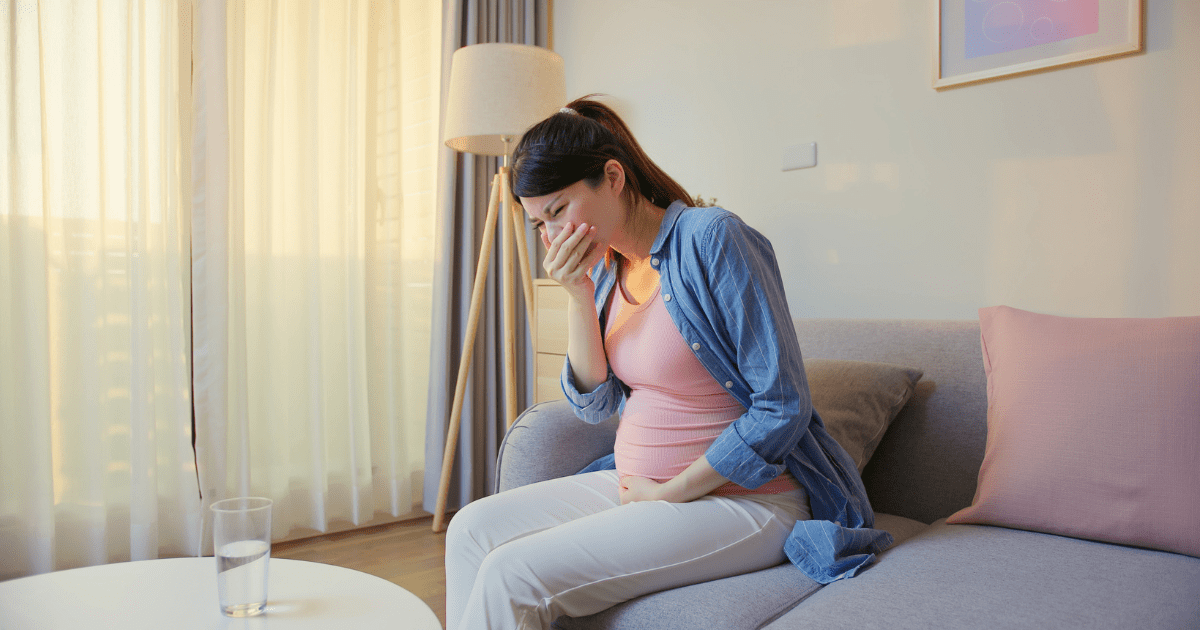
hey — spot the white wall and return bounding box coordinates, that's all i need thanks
[551,0,1199,319]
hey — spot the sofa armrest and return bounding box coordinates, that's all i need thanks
[495,399,619,493]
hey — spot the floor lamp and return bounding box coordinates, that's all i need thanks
[433,43,565,533]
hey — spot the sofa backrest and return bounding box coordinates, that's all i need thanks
[794,319,987,524]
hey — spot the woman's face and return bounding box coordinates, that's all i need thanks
[519,162,626,251]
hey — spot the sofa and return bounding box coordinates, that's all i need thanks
[495,315,1200,629]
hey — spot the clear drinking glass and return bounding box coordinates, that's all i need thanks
[211,497,273,617]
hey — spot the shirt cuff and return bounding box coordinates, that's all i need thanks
[560,357,621,423]
[705,424,786,489]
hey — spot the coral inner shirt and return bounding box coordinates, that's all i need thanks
[605,275,799,497]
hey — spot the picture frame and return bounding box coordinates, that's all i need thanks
[934,0,1143,89]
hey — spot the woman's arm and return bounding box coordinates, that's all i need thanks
[542,222,609,392]
[564,291,608,394]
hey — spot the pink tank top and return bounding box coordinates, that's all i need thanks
[605,278,799,497]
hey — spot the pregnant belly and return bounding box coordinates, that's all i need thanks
[613,399,741,482]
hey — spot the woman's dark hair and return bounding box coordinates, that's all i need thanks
[509,96,694,209]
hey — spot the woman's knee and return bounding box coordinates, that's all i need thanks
[474,541,528,586]
[446,497,497,558]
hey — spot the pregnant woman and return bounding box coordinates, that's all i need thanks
[444,96,891,630]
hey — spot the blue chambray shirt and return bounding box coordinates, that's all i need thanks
[560,201,894,584]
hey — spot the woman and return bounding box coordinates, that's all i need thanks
[445,97,891,630]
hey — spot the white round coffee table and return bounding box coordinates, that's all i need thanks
[0,557,441,629]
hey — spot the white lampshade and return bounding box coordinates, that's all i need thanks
[443,43,566,157]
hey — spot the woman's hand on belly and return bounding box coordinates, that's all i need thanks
[619,456,732,505]
[618,476,666,504]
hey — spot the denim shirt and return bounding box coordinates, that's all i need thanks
[560,201,894,583]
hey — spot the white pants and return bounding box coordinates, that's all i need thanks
[445,470,810,630]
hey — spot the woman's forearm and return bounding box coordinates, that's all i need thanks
[566,296,609,394]
[661,456,730,503]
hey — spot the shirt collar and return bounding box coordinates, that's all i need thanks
[650,200,689,256]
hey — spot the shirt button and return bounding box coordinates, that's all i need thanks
[663,294,672,302]
[691,343,700,351]
[651,258,659,266]
[725,381,734,388]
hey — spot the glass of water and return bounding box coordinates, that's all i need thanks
[211,497,273,617]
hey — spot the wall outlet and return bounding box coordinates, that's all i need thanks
[782,142,817,171]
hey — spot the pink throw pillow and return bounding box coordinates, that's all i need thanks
[947,306,1200,558]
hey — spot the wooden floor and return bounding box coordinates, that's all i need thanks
[273,514,448,628]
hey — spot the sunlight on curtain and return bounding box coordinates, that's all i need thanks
[197,0,438,538]
[0,1,198,579]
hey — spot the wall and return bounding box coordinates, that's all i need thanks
[551,0,1198,319]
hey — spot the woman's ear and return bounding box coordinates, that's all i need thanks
[603,159,626,198]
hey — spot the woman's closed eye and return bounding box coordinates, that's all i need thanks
[531,205,564,234]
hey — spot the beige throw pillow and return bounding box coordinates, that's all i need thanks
[804,359,924,471]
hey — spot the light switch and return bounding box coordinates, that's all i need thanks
[782,142,817,171]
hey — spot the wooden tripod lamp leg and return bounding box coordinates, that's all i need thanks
[501,171,518,428]
[505,172,538,349]
[432,174,503,533]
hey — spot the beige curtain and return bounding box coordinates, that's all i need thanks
[0,1,199,579]
[193,0,439,542]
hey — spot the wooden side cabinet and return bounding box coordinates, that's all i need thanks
[534,279,568,403]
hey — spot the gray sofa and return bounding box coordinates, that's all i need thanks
[496,319,1200,629]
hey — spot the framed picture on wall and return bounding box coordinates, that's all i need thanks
[934,0,1143,89]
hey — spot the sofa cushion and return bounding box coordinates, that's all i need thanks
[804,359,923,471]
[947,306,1200,558]
[767,520,1200,630]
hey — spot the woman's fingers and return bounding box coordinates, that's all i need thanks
[561,225,593,268]
[543,222,597,283]
[541,222,572,276]
[557,222,589,255]
[543,221,574,264]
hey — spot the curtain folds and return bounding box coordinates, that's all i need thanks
[2,0,440,576]
[423,0,550,514]
[194,0,439,544]
[1,0,199,579]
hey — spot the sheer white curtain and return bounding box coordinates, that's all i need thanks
[193,0,438,542]
[0,1,198,579]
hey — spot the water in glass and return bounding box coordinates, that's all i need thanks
[217,539,270,617]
